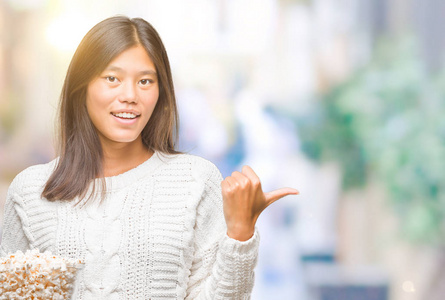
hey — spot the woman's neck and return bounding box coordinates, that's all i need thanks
[100,137,153,177]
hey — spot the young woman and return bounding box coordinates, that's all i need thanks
[0,16,298,299]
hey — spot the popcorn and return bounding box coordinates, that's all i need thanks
[0,249,83,300]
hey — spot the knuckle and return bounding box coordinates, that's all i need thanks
[226,187,235,195]
[240,178,250,189]
[252,179,261,188]
[222,183,233,193]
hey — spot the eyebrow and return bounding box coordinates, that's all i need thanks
[104,65,157,76]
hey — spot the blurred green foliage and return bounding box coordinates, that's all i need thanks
[297,37,445,244]
[0,93,21,140]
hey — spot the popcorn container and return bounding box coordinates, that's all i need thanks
[0,249,84,300]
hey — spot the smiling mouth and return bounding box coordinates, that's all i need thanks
[111,112,139,119]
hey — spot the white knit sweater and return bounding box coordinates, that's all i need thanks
[0,152,259,299]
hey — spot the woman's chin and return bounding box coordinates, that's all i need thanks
[99,134,143,146]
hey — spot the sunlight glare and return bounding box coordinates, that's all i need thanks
[46,14,91,52]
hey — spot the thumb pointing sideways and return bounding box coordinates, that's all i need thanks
[264,187,299,207]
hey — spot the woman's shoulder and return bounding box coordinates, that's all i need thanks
[8,159,58,196]
[157,152,222,182]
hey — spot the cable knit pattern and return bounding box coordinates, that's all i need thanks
[0,152,259,299]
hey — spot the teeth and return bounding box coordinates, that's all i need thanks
[113,112,137,119]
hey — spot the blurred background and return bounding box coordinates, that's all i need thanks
[0,0,444,299]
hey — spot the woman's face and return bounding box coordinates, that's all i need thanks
[86,45,159,148]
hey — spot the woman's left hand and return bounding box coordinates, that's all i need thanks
[221,165,299,241]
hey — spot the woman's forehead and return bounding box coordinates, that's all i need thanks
[102,45,157,74]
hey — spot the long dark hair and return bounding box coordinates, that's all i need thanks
[42,16,180,205]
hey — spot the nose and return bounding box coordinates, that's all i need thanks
[118,81,138,103]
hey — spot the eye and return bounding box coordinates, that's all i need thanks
[139,79,152,86]
[105,76,118,83]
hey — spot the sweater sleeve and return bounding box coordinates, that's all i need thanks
[0,185,32,257]
[186,160,259,299]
